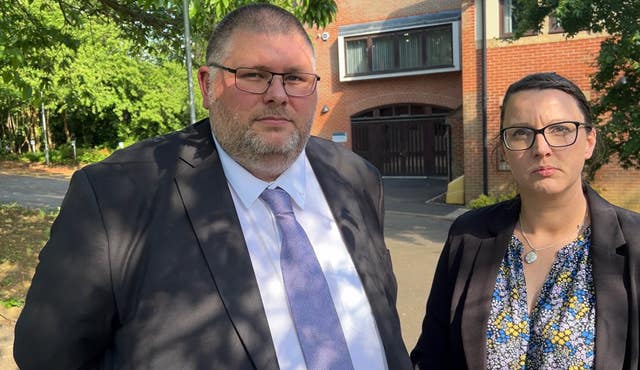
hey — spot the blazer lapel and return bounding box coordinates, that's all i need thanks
[306,139,411,370]
[587,186,628,370]
[457,187,629,369]
[174,123,278,369]
[461,200,519,368]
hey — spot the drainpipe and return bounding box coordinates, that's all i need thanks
[480,0,488,194]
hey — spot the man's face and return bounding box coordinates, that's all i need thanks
[197,30,318,180]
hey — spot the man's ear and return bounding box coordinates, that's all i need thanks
[197,66,212,109]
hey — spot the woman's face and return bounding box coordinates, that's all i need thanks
[501,89,596,198]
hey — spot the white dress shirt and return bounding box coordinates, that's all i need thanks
[212,135,387,370]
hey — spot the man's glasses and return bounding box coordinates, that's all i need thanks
[500,121,592,151]
[208,62,320,97]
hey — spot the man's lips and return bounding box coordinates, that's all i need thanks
[532,166,557,176]
[255,116,292,125]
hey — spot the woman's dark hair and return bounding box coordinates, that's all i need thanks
[500,72,592,129]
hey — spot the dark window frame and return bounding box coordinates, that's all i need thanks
[352,104,449,121]
[343,24,454,77]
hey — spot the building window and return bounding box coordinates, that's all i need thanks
[343,25,453,77]
[500,0,536,38]
[338,11,461,81]
[548,14,564,34]
[345,38,368,74]
[399,31,422,69]
[501,0,515,37]
[427,26,453,67]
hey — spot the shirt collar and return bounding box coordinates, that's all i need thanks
[212,133,307,210]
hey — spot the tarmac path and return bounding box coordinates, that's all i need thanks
[0,173,462,367]
[0,173,69,210]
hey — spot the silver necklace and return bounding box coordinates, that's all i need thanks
[520,208,589,264]
[520,222,556,264]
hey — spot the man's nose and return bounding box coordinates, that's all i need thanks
[262,75,288,104]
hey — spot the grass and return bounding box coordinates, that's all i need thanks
[0,203,57,309]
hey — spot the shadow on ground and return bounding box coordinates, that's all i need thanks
[383,177,464,246]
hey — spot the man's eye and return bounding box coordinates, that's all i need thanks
[284,74,305,83]
[238,71,269,80]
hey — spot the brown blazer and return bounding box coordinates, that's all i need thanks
[14,119,412,370]
[411,185,640,369]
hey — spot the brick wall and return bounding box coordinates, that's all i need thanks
[592,162,640,211]
[449,107,465,178]
[307,1,639,210]
[461,1,484,199]
[308,0,463,160]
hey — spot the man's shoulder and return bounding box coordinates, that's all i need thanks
[85,120,211,169]
[75,120,212,185]
[306,136,377,171]
[305,136,382,194]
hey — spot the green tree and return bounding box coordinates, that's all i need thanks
[1,0,336,154]
[0,2,202,151]
[47,21,198,146]
[510,0,640,172]
[0,1,79,94]
[2,0,337,76]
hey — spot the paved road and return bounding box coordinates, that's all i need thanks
[0,173,465,366]
[383,178,465,348]
[0,173,69,210]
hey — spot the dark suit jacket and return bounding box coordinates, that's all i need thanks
[14,119,411,370]
[411,185,640,370]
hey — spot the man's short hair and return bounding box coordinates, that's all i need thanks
[205,4,313,66]
[500,72,592,128]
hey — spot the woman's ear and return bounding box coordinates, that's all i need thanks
[584,128,597,160]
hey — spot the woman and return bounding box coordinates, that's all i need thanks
[410,72,640,369]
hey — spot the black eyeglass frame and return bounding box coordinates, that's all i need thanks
[500,121,593,151]
[208,62,320,97]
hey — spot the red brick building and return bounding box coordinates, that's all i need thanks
[307,0,640,211]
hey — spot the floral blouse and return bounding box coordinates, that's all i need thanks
[486,227,595,369]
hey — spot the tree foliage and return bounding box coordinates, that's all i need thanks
[0,0,337,155]
[4,0,337,65]
[1,1,200,152]
[510,0,640,171]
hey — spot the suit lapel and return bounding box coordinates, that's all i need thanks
[587,186,627,370]
[461,200,519,368]
[174,123,278,369]
[306,139,410,370]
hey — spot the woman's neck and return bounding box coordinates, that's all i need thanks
[519,184,588,235]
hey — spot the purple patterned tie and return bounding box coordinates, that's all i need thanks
[260,188,354,370]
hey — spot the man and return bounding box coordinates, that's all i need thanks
[14,4,411,369]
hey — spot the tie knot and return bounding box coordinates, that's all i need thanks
[260,188,293,215]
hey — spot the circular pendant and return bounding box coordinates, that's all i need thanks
[524,251,538,264]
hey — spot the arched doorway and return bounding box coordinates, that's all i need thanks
[351,104,450,177]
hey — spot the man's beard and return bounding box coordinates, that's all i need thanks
[209,99,311,177]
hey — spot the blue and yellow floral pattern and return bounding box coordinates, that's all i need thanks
[486,227,595,369]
